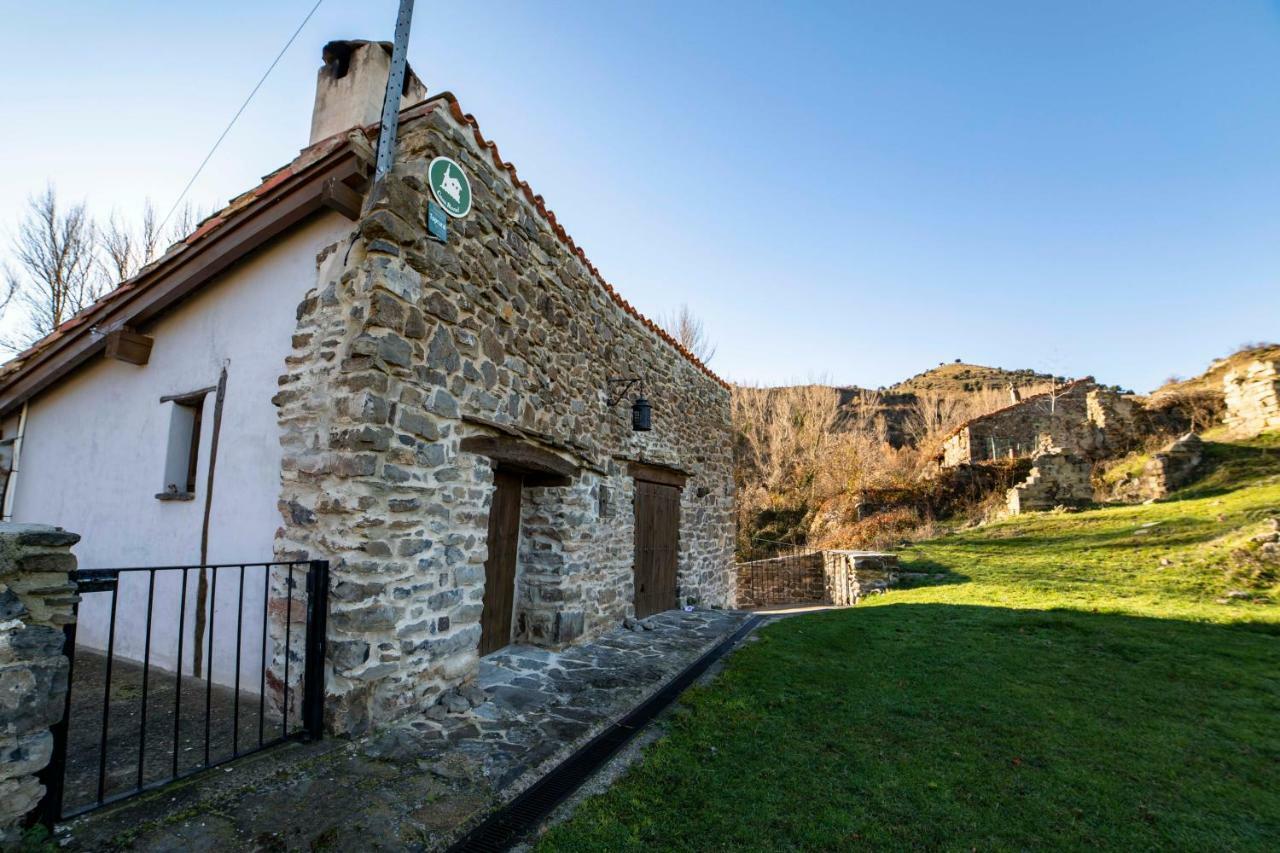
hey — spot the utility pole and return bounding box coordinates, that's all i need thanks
[374,0,416,183]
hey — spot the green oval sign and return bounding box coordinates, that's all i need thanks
[428,156,472,218]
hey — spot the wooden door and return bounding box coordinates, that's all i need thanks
[480,470,522,655]
[633,480,680,618]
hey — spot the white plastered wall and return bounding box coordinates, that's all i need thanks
[7,212,353,692]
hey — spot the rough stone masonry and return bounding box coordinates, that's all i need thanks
[0,523,78,843]
[1223,359,1280,437]
[273,95,735,735]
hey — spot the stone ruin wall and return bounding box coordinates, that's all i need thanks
[0,524,78,842]
[1006,445,1094,515]
[1106,433,1204,503]
[1223,360,1280,437]
[943,383,1148,469]
[274,105,734,734]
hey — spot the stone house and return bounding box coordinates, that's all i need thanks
[0,41,735,734]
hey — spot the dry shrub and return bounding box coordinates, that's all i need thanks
[732,381,1052,557]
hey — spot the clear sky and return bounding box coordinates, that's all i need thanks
[1,1,1277,393]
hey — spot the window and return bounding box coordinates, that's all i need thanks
[157,391,207,500]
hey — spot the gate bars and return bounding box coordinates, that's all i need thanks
[37,559,329,823]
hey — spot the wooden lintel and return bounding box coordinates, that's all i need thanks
[460,435,578,484]
[104,329,153,365]
[628,460,690,489]
[320,176,364,221]
[460,413,523,438]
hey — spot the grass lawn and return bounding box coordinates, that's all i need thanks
[538,436,1280,851]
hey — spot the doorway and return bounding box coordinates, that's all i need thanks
[632,479,680,618]
[480,470,522,655]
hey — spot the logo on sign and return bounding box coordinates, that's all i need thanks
[428,157,472,218]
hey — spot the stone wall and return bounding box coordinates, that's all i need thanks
[0,524,78,843]
[1223,360,1280,437]
[274,99,734,735]
[821,551,899,606]
[1106,433,1204,503]
[1006,445,1094,515]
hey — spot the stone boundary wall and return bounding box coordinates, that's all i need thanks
[822,551,899,606]
[1006,446,1093,515]
[1223,360,1280,437]
[0,523,78,843]
[275,104,734,735]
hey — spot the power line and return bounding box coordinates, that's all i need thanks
[156,0,325,236]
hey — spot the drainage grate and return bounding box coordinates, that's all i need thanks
[446,615,765,852]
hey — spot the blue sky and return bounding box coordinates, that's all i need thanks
[1,1,1277,392]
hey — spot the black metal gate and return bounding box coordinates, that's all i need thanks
[735,541,826,608]
[37,559,329,822]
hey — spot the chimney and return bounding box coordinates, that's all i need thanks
[309,40,427,145]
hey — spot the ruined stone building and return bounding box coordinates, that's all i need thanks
[938,379,1147,468]
[0,41,735,734]
[1223,359,1280,437]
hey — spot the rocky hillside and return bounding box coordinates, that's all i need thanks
[889,362,1064,395]
[817,362,1073,448]
[1151,343,1280,401]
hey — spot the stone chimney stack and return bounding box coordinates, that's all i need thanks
[309,40,427,145]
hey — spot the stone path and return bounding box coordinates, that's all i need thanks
[62,650,285,816]
[57,608,750,851]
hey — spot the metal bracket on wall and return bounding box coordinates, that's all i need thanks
[606,376,643,407]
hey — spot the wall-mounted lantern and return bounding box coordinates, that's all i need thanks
[608,376,652,432]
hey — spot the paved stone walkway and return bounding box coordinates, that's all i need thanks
[58,608,750,851]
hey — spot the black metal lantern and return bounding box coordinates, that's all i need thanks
[631,395,652,431]
[608,376,653,432]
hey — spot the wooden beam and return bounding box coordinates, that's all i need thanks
[460,435,578,485]
[104,329,153,365]
[628,460,690,489]
[321,176,364,220]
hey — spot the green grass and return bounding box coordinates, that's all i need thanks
[538,436,1280,851]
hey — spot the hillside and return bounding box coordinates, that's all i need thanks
[889,361,1065,395]
[1151,342,1280,401]
[541,433,1280,850]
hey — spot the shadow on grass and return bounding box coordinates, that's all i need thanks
[539,601,1280,852]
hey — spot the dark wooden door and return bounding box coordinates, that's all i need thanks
[633,480,680,618]
[480,470,522,655]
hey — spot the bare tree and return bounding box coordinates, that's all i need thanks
[3,186,105,350]
[100,211,140,284]
[162,200,207,249]
[139,199,162,265]
[660,303,717,365]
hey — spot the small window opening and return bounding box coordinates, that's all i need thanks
[157,392,206,500]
